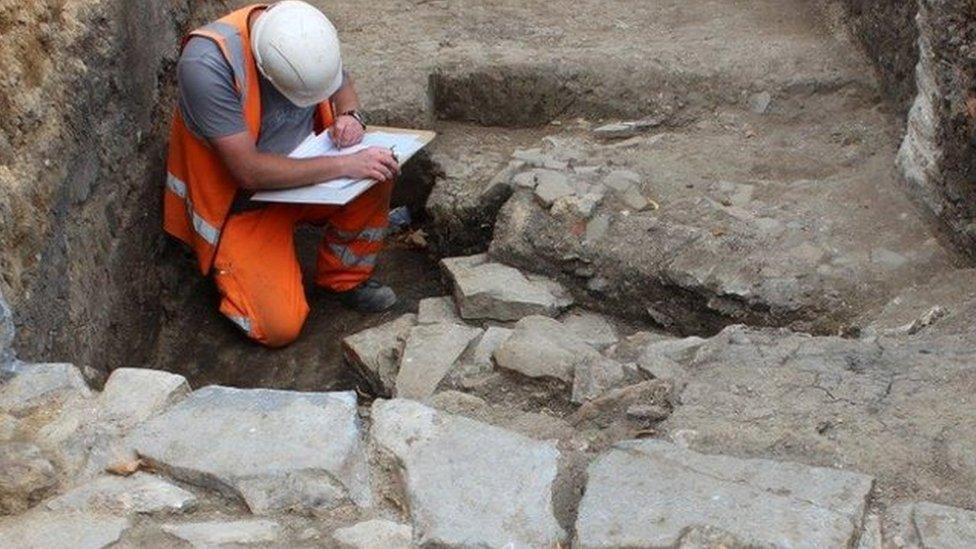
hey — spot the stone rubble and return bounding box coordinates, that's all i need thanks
[371,399,566,547]
[97,368,190,431]
[416,296,460,325]
[0,362,91,417]
[0,510,130,549]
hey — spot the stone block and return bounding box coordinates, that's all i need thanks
[128,386,370,514]
[343,314,416,396]
[576,440,874,548]
[442,254,571,322]
[0,442,57,515]
[45,472,196,515]
[162,519,280,548]
[0,363,91,417]
[0,511,129,549]
[98,368,190,431]
[416,297,460,325]
[371,399,566,547]
[395,323,483,400]
[494,315,602,383]
[333,519,413,549]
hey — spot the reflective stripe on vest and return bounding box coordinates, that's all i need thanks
[166,173,221,246]
[228,315,252,335]
[327,242,378,268]
[328,226,387,243]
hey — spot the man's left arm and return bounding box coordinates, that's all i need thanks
[331,70,366,148]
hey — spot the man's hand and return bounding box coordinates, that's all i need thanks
[343,147,399,182]
[332,114,365,148]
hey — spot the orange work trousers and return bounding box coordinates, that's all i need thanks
[212,179,392,348]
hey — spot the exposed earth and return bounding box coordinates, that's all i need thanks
[2,0,976,547]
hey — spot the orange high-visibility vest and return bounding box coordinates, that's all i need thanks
[164,4,335,274]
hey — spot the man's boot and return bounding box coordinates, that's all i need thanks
[339,279,397,312]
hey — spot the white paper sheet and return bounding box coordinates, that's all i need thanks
[250,131,428,205]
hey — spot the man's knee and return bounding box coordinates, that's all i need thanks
[255,305,308,348]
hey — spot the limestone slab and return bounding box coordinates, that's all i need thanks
[371,399,566,548]
[561,310,619,350]
[416,296,460,325]
[441,254,571,321]
[333,519,413,549]
[162,519,280,548]
[575,439,874,548]
[45,472,196,515]
[0,442,57,514]
[343,314,416,396]
[98,368,190,431]
[0,511,129,549]
[494,315,602,383]
[0,362,91,416]
[128,386,370,514]
[395,323,483,400]
[910,501,976,548]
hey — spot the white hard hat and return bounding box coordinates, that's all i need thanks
[251,1,343,108]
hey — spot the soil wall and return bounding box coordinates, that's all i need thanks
[898,0,976,257]
[0,0,193,373]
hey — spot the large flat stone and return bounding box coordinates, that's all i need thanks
[416,296,461,325]
[395,323,483,400]
[0,442,57,515]
[0,511,129,549]
[575,440,874,548]
[333,519,413,549]
[441,254,572,322]
[343,314,416,397]
[908,501,976,548]
[128,386,370,514]
[0,362,91,417]
[371,399,566,547]
[98,368,190,431]
[662,326,976,509]
[45,472,196,515]
[162,519,280,548]
[493,315,602,383]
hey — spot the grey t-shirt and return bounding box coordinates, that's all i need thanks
[177,36,315,155]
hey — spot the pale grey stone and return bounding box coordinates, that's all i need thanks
[857,513,882,549]
[0,362,91,417]
[442,254,570,321]
[602,169,640,192]
[0,442,57,514]
[571,356,633,404]
[395,323,483,400]
[45,472,196,515]
[0,290,12,365]
[910,501,976,548]
[162,519,280,548]
[479,160,525,199]
[343,314,416,397]
[585,214,611,244]
[98,368,190,431]
[533,171,574,207]
[512,170,539,189]
[620,185,650,211]
[461,326,513,371]
[512,148,568,170]
[749,91,773,114]
[561,310,618,350]
[494,316,602,383]
[128,386,370,514]
[636,336,706,380]
[576,440,874,548]
[371,399,566,548]
[0,511,129,549]
[332,519,413,549]
[416,296,460,325]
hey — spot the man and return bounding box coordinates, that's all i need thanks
[164,1,401,348]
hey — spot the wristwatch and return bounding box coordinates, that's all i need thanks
[342,110,367,131]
